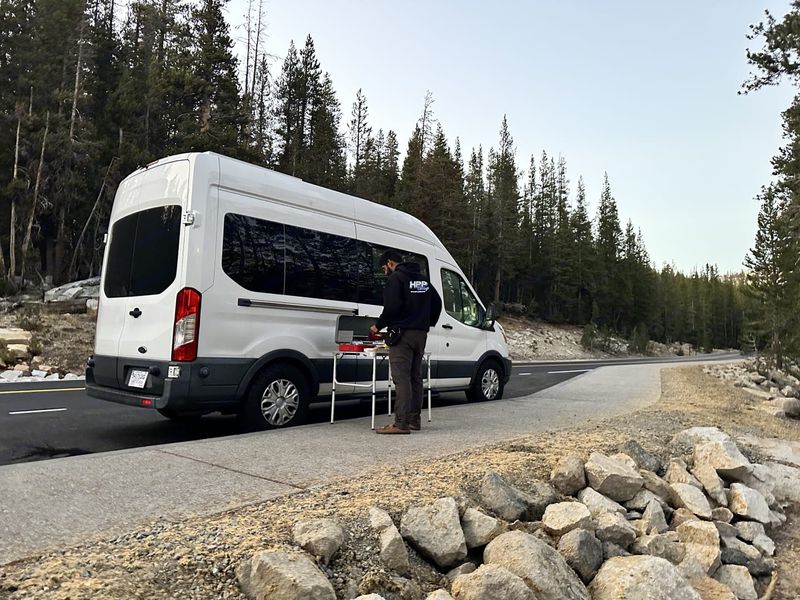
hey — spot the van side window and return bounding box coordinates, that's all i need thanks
[222,214,284,294]
[355,241,429,306]
[284,224,357,302]
[104,205,181,298]
[441,269,483,327]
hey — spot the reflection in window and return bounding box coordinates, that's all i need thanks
[222,214,284,294]
[284,224,357,302]
[441,268,483,327]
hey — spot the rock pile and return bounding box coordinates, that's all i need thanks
[43,277,100,304]
[0,326,83,381]
[705,361,800,419]
[235,427,795,599]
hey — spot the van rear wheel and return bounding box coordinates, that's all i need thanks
[241,363,311,430]
[466,360,504,402]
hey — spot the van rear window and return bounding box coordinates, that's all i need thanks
[104,205,181,298]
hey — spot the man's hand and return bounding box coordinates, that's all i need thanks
[369,324,379,335]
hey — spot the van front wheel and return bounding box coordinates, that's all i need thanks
[466,360,505,402]
[241,363,311,430]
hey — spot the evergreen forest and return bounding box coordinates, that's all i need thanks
[1,0,780,354]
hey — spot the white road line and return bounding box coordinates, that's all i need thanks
[9,408,68,415]
[547,369,592,374]
[517,372,532,376]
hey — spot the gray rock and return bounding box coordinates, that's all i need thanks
[714,521,739,540]
[711,507,734,523]
[445,562,477,582]
[691,462,728,507]
[640,469,674,503]
[426,591,455,600]
[665,459,704,490]
[484,531,589,600]
[640,499,668,534]
[624,489,666,512]
[549,454,586,496]
[541,501,593,537]
[584,452,644,501]
[451,564,535,600]
[694,441,753,482]
[558,529,603,584]
[478,472,558,522]
[461,508,505,549]
[713,565,757,600]
[670,508,700,529]
[612,452,640,472]
[620,439,662,473]
[719,536,774,576]
[292,519,346,566]
[400,497,467,569]
[0,370,22,381]
[752,533,775,556]
[734,521,764,542]
[590,556,701,600]
[369,507,395,531]
[670,483,712,519]
[760,461,800,504]
[594,511,637,548]
[236,551,336,600]
[602,541,631,560]
[354,595,387,600]
[671,426,731,447]
[379,525,410,574]
[576,487,626,517]
[728,483,771,524]
[676,520,721,579]
[631,533,686,565]
[690,577,737,600]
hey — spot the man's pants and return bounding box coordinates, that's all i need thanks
[388,329,428,428]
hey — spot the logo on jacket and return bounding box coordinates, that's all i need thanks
[409,280,429,294]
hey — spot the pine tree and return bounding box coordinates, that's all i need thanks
[594,173,623,328]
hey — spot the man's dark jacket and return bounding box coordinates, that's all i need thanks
[375,263,442,331]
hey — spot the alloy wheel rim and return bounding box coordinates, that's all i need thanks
[482,369,500,399]
[260,379,300,426]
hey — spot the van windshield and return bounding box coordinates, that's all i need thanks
[104,205,182,298]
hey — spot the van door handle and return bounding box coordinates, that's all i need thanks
[129,307,142,318]
[442,324,453,330]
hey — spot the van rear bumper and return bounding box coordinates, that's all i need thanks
[86,355,250,413]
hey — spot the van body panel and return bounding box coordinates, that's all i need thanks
[87,152,510,417]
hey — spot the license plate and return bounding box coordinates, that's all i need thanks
[128,369,148,389]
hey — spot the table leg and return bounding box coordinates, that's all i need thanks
[427,354,432,422]
[330,353,337,424]
[387,356,392,416]
[371,352,377,430]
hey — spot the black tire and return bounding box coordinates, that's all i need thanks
[466,360,505,402]
[240,362,311,431]
[157,408,203,422]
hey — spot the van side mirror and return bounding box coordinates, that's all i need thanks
[483,304,497,329]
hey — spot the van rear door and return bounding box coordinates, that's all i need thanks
[95,159,190,387]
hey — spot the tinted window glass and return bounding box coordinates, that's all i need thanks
[104,205,181,298]
[221,214,284,294]
[356,241,429,305]
[284,224,357,302]
[441,268,484,327]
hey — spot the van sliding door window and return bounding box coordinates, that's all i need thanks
[221,214,284,294]
[441,268,482,327]
[104,205,181,298]
[355,242,429,306]
[284,225,358,302]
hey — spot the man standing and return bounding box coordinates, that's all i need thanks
[370,249,442,434]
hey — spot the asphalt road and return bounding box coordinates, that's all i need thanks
[0,352,740,466]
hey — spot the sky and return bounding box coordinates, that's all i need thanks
[226,0,795,274]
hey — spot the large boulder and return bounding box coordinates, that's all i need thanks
[640,499,669,534]
[589,556,701,600]
[670,483,712,519]
[690,576,736,600]
[694,441,753,482]
[691,463,728,507]
[576,487,626,517]
[461,508,505,549]
[541,502,593,537]
[450,564,535,600]
[665,459,703,490]
[557,529,603,584]
[379,526,410,574]
[620,439,662,473]
[584,452,644,501]
[713,565,757,600]
[484,531,589,600]
[631,532,686,565]
[292,519,346,565]
[677,521,721,579]
[671,427,731,448]
[728,483,771,525]
[478,472,558,521]
[640,470,675,503]
[236,551,336,600]
[400,497,467,568]
[593,511,637,548]
[550,454,586,496]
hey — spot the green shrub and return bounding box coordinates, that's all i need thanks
[581,322,598,351]
[16,304,43,332]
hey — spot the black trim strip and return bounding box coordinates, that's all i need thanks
[237,298,358,315]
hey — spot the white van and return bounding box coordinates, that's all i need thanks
[86,152,511,429]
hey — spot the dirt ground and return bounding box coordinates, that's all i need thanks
[1,365,799,599]
[0,306,95,374]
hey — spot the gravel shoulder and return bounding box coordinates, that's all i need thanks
[1,365,800,599]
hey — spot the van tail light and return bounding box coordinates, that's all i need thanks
[172,288,201,361]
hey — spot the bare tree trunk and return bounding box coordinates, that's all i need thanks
[244,0,253,95]
[7,113,22,278]
[20,111,50,285]
[68,158,116,279]
[69,19,87,143]
[250,0,264,99]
